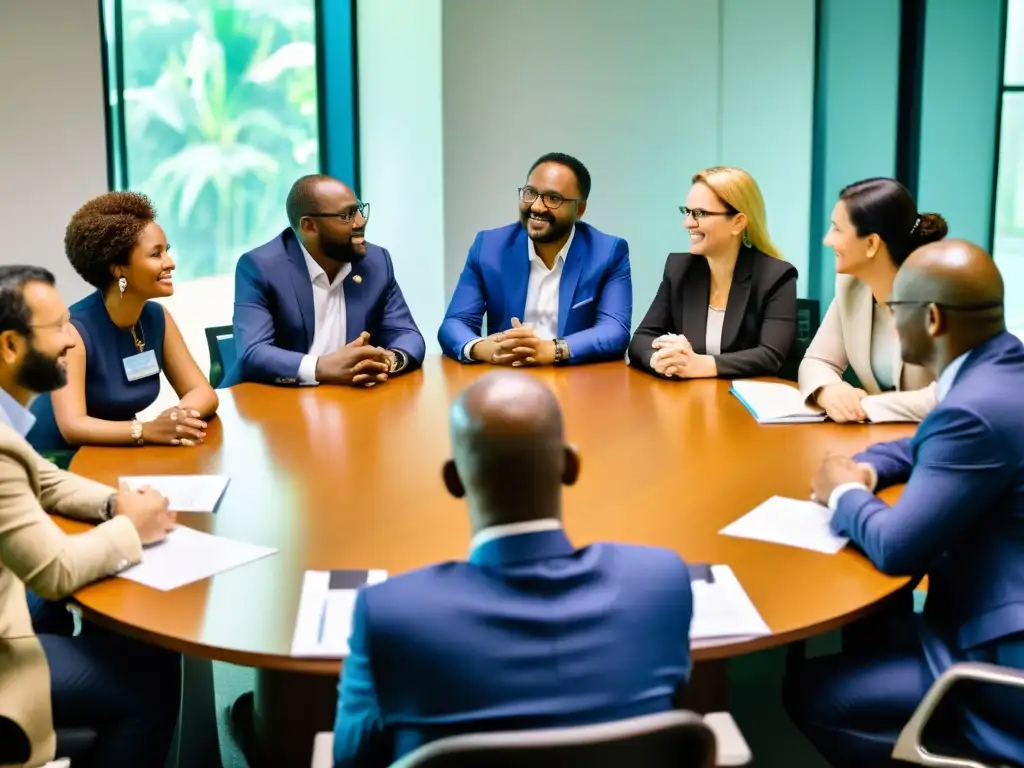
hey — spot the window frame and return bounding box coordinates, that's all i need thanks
[988,0,1016,251]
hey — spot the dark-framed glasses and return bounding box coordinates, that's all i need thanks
[304,201,370,223]
[885,299,1003,312]
[679,206,736,221]
[519,186,579,210]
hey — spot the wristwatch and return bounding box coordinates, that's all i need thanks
[553,338,570,364]
[130,418,144,445]
[387,349,407,373]
[102,494,116,521]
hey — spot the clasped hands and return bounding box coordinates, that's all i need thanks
[144,405,207,447]
[315,331,399,387]
[649,334,717,379]
[471,318,556,366]
[810,452,874,507]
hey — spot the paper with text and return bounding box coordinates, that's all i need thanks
[120,475,230,513]
[291,569,389,658]
[729,380,826,424]
[721,495,850,554]
[117,525,278,591]
[690,565,771,642]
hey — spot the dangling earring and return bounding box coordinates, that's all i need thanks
[118,276,127,296]
[742,230,751,248]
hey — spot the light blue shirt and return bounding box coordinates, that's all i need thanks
[0,386,36,438]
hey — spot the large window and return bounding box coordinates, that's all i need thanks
[994,0,1024,335]
[101,0,320,396]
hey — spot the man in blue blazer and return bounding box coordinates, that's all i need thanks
[787,240,1024,766]
[224,175,425,387]
[333,372,693,767]
[438,153,631,366]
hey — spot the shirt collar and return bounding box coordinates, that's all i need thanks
[937,351,971,402]
[526,224,575,269]
[469,518,562,555]
[0,386,36,438]
[300,241,352,286]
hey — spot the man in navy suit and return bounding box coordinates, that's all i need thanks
[224,175,425,387]
[332,372,693,767]
[438,153,632,366]
[786,240,1024,766]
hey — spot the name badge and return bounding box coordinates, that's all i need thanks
[123,349,160,381]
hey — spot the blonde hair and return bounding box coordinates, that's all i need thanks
[691,166,783,260]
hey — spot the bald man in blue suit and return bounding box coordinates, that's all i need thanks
[332,372,693,767]
[787,240,1024,767]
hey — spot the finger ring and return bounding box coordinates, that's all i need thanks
[169,411,178,421]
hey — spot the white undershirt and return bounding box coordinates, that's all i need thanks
[297,243,352,384]
[462,226,575,359]
[706,305,725,356]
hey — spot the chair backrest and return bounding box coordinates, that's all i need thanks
[390,711,716,768]
[778,298,821,382]
[0,715,31,764]
[205,325,235,388]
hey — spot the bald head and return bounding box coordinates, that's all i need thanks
[446,372,576,526]
[894,239,1004,308]
[286,174,354,229]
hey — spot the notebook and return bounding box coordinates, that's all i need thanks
[729,380,826,424]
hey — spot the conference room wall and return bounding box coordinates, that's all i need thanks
[439,0,816,332]
[0,0,107,303]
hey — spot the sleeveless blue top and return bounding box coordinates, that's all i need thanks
[27,291,166,452]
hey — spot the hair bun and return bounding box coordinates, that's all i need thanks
[911,212,949,246]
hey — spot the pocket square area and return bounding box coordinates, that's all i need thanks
[571,297,594,309]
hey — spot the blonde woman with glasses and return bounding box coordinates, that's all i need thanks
[628,166,797,379]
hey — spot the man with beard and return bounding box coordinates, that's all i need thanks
[439,153,632,366]
[0,265,182,767]
[225,174,425,387]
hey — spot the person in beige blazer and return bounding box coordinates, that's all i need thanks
[800,178,948,423]
[0,265,179,767]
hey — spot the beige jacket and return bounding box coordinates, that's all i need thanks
[798,275,937,422]
[0,422,141,768]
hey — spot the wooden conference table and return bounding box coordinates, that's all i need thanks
[60,357,915,766]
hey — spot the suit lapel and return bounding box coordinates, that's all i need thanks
[679,256,710,354]
[343,267,364,343]
[557,229,585,335]
[504,226,531,325]
[284,233,316,349]
[720,248,754,352]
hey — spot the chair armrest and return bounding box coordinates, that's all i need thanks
[704,712,751,766]
[891,661,1024,767]
[310,731,334,768]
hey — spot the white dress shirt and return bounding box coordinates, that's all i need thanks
[463,226,576,360]
[297,243,352,385]
[705,305,726,356]
[827,350,971,510]
[469,518,562,556]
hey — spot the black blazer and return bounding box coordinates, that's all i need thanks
[628,248,798,378]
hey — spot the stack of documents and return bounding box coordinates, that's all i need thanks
[720,496,850,554]
[291,569,389,658]
[688,564,771,642]
[118,525,278,591]
[120,475,231,512]
[729,380,826,424]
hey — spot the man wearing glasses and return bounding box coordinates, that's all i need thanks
[439,153,632,366]
[225,174,425,387]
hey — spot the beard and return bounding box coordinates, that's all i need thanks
[16,343,67,393]
[519,208,572,244]
[319,232,364,263]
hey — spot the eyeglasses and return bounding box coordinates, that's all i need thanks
[679,206,736,221]
[885,300,1004,312]
[303,202,370,223]
[519,186,580,211]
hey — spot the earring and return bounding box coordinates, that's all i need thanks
[742,230,751,248]
[118,276,127,296]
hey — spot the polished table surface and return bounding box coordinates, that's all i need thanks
[62,357,914,673]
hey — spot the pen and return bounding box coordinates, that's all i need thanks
[317,595,328,645]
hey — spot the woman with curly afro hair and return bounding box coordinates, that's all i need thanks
[27,191,218,451]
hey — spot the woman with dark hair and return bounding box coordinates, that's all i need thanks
[799,178,948,423]
[28,191,218,451]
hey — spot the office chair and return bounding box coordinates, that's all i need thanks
[313,710,751,768]
[892,662,1024,767]
[204,325,235,388]
[778,298,820,382]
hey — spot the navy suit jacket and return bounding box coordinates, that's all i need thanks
[224,229,425,386]
[332,529,693,768]
[438,222,632,364]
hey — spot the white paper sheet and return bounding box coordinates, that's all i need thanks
[291,569,389,658]
[117,525,278,591]
[119,475,230,513]
[729,380,826,424]
[690,565,771,642]
[720,495,850,554]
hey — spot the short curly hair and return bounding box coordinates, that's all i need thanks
[64,191,157,289]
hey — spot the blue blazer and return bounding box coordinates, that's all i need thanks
[833,332,1024,758]
[438,222,632,364]
[224,229,425,386]
[332,529,693,768]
